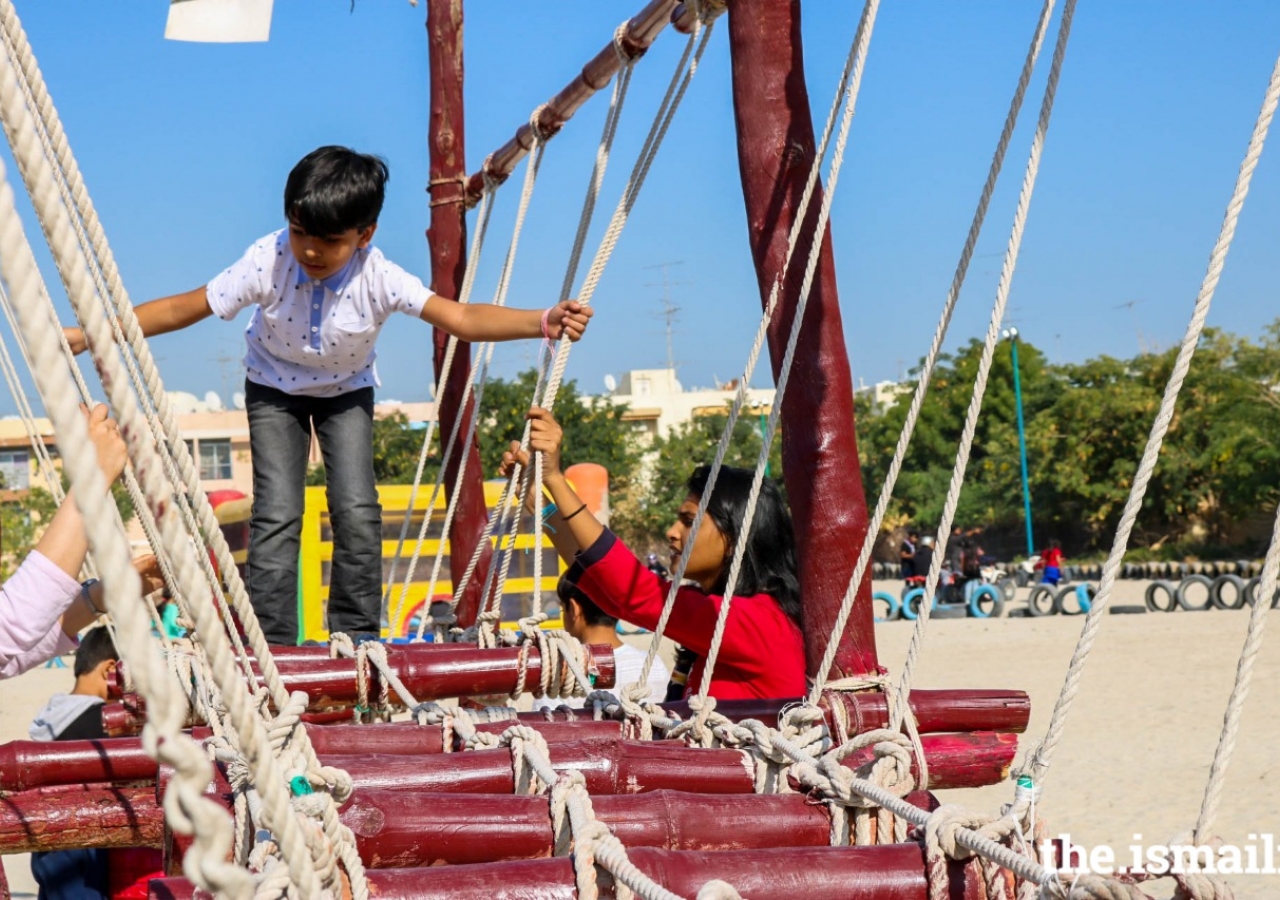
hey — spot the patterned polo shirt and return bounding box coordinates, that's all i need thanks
[206,229,435,397]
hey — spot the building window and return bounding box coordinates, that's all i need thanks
[0,450,28,490]
[198,439,233,481]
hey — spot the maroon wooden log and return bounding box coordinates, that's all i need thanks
[185,733,1014,796]
[462,0,682,205]
[152,844,991,900]
[101,698,355,737]
[4,788,937,864]
[108,643,616,707]
[192,789,939,869]
[0,786,161,853]
[426,0,492,629]
[0,740,157,793]
[0,721,624,792]
[663,689,1031,736]
[728,0,877,679]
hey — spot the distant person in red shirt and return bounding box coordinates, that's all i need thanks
[502,407,805,701]
[1038,538,1064,585]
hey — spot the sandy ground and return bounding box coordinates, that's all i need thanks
[0,580,1276,896]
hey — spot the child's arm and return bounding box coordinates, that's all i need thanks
[63,287,214,355]
[420,297,593,344]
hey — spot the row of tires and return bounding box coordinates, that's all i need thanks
[1139,573,1279,613]
[870,560,1269,582]
[871,573,1279,622]
[873,583,1010,622]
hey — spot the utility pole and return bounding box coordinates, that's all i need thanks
[643,260,685,374]
[1003,327,1035,556]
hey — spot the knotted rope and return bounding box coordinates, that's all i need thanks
[1022,35,1280,792]
[384,177,498,634]
[894,0,1078,753]
[445,26,642,629]
[625,0,876,713]
[807,0,1059,702]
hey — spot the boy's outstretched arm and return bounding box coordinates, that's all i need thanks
[63,287,215,355]
[420,297,593,344]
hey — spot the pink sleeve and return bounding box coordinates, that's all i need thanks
[0,550,80,678]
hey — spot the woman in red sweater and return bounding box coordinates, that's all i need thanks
[502,408,806,700]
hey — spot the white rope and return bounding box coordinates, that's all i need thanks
[0,289,60,498]
[1193,504,1280,841]
[807,0,1059,701]
[628,0,871,698]
[1023,37,1280,791]
[445,43,642,624]
[526,12,719,635]
[894,0,1077,749]
[408,141,546,634]
[0,4,368,891]
[0,73,266,900]
[0,0,271,699]
[384,181,497,633]
[692,0,878,709]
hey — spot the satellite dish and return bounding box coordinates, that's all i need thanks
[603,374,618,393]
[166,0,274,43]
[232,391,246,411]
[204,391,224,411]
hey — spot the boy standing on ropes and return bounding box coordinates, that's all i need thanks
[64,146,593,646]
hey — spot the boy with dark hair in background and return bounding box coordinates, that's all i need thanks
[29,627,162,900]
[533,576,668,711]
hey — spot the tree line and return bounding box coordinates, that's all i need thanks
[857,323,1280,560]
[326,320,1280,563]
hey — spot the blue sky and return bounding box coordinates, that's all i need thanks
[2,1,1280,415]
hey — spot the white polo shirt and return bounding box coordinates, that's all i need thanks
[206,230,435,397]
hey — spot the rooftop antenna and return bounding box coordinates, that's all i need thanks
[644,260,686,375]
[1113,298,1147,353]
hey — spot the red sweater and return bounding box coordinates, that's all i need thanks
[571,529,806,700]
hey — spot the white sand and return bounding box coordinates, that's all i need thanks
[1,582,1276,896]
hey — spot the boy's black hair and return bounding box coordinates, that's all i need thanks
[74,626,119,678]
[284,146,389,236]
[557,576,617,628]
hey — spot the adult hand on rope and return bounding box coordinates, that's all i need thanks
[62,325,86,355]
[499,407,604,558]
[83,402,127,483]
[543,299,593,342]
[131,554,166,596]
[499,407,564,475]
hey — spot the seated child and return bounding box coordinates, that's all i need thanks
[533,575,669,712]
[29,627,163,900]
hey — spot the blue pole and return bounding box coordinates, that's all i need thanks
[1009,337,1035,556]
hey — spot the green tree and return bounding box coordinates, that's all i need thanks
[856,337,1058,531]
[0,485,57,579]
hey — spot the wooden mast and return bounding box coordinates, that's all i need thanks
[425,0,491,628]
[726,0,879,677]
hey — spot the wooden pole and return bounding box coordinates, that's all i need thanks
[426,0,491,628]
[726,0,878,678]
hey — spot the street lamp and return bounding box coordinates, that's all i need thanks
[1002,327,1035,557]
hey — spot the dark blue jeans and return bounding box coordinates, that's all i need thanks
[245,380,382,644]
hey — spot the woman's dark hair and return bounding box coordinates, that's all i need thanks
[686,465,802,629]
[284,146,389,236]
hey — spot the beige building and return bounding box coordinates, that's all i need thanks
[603,368,775,446]
[0,391,437,502]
